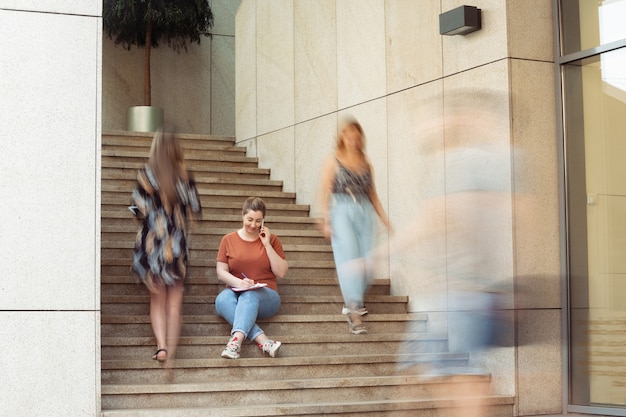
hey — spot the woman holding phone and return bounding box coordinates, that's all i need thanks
[214,197,288,359]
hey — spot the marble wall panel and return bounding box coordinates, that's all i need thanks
[0,311,100,416]
[511,59,561,309]
[294,0,338,123]
[256,0,295,135]
[385,0,443,94]
[295,114,338,210]
[336,0,386,109]
[517,309,563,415]
[152,41,213,134]
[507,0,554,62]
[236,0,257,141]
[0,5,101,415]
[101,37,143,131]
[0,10,100,310]
[257,127,296,193]
[441,0,508,76]
[212,35,236,136]
[0,0,100,15]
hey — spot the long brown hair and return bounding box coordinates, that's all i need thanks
[335,116,366,159]
[147,125,188,209]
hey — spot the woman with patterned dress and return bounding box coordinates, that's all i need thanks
[318,117,392,335]
[130,126,202,363]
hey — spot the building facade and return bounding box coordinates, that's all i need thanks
[1,0,625,416]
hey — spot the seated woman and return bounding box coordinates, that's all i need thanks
[215,197,288,359]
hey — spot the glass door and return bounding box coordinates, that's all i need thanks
[564,46,626,410]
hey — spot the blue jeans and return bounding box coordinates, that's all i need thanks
[330,194,376,309]
[215,287,281,342]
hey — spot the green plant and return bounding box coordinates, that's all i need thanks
[103,0,214,106]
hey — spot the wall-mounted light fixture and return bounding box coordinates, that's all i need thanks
[439,5,481,36]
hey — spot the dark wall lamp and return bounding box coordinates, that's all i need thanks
[439,5,482,36]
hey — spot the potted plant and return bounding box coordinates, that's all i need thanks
[103,0,214,132]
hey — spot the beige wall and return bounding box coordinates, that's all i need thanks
[0,1,101,416]
[236,0,561,415]
[102,0,240,135]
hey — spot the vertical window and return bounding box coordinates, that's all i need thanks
[561,1,626,411]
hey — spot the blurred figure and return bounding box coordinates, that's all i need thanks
[130,125,202,365]
[215,197,288,359]
[386,89,521,417]
[318,116,392,334]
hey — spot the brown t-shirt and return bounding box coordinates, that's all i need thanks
[216,231,286,292]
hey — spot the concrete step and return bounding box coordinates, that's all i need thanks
[102,264,338,280]
[101,313,428,337]
[101,215,321,231]
[101,294,408,316]
[103,130,235,146]
[102,373,498,409]
[101,158,268,176]
[101,166,268,181]
[101,246,334,262]
[103,137,243,155]
[101,225,328,246]
[102,159,271,178]
[103,175,285,192]
[102,185,297,203]
[101,257,336,270]
[102,148,258,165]
[101,195,310,216]
[101,352,469,385]
[100,395,515,417]
[101,333,448,360]
[100,277,390,296]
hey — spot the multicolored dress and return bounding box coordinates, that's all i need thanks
[130,166,202,286]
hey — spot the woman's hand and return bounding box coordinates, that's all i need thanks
[240,277,255,288]
[259,224,271,246]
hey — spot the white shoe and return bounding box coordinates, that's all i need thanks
[221,337,240,359]
[341,306,368,316]
[259,340,282,358]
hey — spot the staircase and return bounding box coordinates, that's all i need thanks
[100,131,515,416]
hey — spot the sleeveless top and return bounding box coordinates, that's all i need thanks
[332,158,372,200]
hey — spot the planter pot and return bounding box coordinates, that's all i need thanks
[127,106,164,132]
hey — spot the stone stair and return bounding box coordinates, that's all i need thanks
[100,131,515,416]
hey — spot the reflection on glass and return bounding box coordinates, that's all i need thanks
[564,47,626,408]
[561,0,626,55]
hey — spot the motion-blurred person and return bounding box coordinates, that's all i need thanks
[215,197,288,359]
[318,117,392,334]
[387,90,520,417]
[130,125,202,364]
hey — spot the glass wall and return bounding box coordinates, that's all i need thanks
[561,0,626,413]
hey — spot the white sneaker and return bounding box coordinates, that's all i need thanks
[259,340,282,358]
[341,306,368,316]
[221,337,240,359]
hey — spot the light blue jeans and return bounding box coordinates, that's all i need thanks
[215,287,281,342]
[330,194,376,310]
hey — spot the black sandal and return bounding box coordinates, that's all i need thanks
[152,348,167,362]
